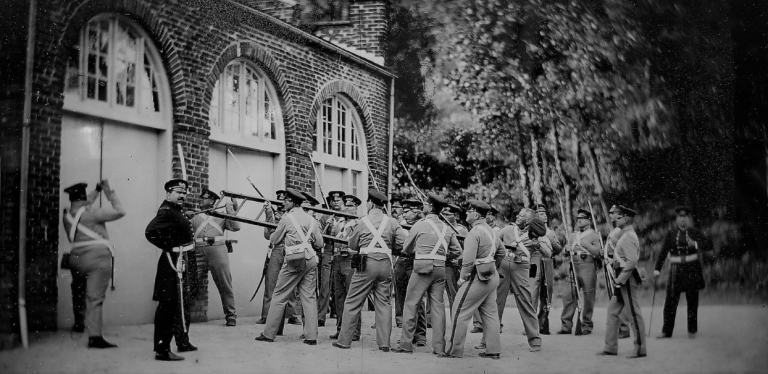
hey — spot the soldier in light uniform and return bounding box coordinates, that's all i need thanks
[255,189,324,345]
[190,189,240,326]
[391,197,404,222]
[442,203,468,312]
[597,205,647,358]
[392,193,462,355]
[535,203,562,334]
[145,179,196,361]
[393,198,427,345]
[607,205,633,339]
[655,205,711,339]
[443,200,506,360]
[480,207,544,352]
[558,208,602,335]
[317,190,345,328]
[329,194,363,341]
[257,190,302,327]
[62,180,125,348]
[333,190,405,352]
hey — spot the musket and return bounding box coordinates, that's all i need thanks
[559,197,583,335]
[250,255,269,302]
[175,144,189,332]
[588,201,617,299]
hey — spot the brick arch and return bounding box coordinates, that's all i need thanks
[202,41,294,137]
[309,80,378,157]
[48,0,190,112]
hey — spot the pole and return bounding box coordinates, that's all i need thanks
[227,149,265,198]
[307,152,330,208]
[588,201,616,298]
[177,144,188,181]
[559,198,583,335]
[648,277,657,336]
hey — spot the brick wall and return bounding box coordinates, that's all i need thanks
[0,0,391,340]
[314,0,389,59]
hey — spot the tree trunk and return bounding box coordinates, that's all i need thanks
[585,143,611,223]
[552,126,574,230]
[516,117,531,207]
[530,131,543,205]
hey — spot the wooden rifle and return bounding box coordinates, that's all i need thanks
[559,198,584,335]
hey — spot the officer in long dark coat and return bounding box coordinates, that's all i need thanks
[654,205,711,339]
[145,179,196,361]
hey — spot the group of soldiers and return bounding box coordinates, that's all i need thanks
[60,176,711,362]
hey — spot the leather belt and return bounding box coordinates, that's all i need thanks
[172,243,195,252]
[195,236,225,247]
[670,253,698,264]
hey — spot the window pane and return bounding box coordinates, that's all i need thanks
[223,64,240,133]
[265,93,276,139]
[336,100,347,158]
[322,99,333,154]
[209,79,220,130]
[352,170,359,196]
[140,53,160,112]
[351,126,360,161]
[245,66,259,136]
[64,47,80,96]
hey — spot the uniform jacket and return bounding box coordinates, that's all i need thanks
[655,228,709,292]
[62,189,125,252]
[269,207,324,253]
[191,211,240,243]
[545,227,563,256]
[402,214,462,267]
[348,208,405,260]
[332,217,357,256]
[499,223,542,259]
[145,200,194,301]
[567,228,602,262]
[614,225,640,285]
[461,220,506,281]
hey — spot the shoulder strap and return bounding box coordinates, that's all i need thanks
[194,215,224,237]
[423,219,449,256]
[475,225,497,262]
[361,216,389,251]
[65,207,87,243]
[511,225,531,258]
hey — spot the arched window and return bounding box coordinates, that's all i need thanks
[312,95,367,204]
[64,15,170,129]
[208,60,283,152]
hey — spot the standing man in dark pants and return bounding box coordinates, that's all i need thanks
[318,191,345,327]
[145,179,196,361]
[442,203,468,313]
[329,194,362,341]
[655,206,711,339]
[392,199,427,346]
[535,203,562,334]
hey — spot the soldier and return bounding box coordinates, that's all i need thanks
[443,200,506,360]
[317,190,345,327]
[255,189,324,345]
[479,208,545,353]
[558,209,601,335]
[606,205,632,339]
[190,189,240,326]
[535,203,562,334]
[333,190,405,352]
[392,193,462,354]
[145,179,196,361]
[257,191,302,327]
[393,198,427,346]
[442,203,468,312]
[62,180,125,348]
[655,205,711,339]
[329,194,363,341]
[597,205,647,358]
[487,206,502,232]
[391,197,404,222]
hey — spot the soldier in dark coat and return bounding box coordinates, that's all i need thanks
[145,179,196,361]
[654,206,711,339]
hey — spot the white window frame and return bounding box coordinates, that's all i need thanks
[312,95,367,203]
[63,14,171,130]
[208,59,284,154]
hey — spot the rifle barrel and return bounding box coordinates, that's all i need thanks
[218,190,359,220]
[207,211,350,244]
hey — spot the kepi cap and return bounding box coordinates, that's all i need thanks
[64,183,88,202]
[675,205,692,215]
[284,188,306,203]
[616,205,637,217]
[327,191,345,201]
[343,194,362,206]
[368,189,388,205]
[275,190,286,200]
[164,179,189,193]
[467,199,491,216]
[427,192,447,209]
[201,188,220,200]
[576,208,592,220]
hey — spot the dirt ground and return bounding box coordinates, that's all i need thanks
[2,304,766,374]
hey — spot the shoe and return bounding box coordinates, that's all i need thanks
[332,342,350,349]
[556,330,571,335]
[396,322,402,328]
[619,331,631,339]
[304,339,317,346]
[300,334,305,339]
[627,353,647,359]
[318,320,325,327]
[329,312,337,319]
[255,334,274,342]
[581,330,592,335]
[596,351,617,356]
[287,317,301,325]
[72,323,85,333]
[379,347,390,352]
[371,324,376,329]
[529,346,542,352]
[352,335,360,342]
[155,351,185,361]
[226,318,236,327]
[470,327,483,333]
[474,343,486,350]
[540,330,550,335]
[177,343,198,352]
[391,347,413,354]
[479,352,500,360]
[88,336,118,349]
[427,323,432,329]
[255,317,267,325]
[330,332,339,339]
[415,341,426,347]
[688,332,696,339]
[434,351,450,358]
[656,334,671,339]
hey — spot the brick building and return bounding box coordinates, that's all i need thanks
[0,0,394,348]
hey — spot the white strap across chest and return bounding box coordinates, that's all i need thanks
[415,219,448,261]
[286,213,316,259]
[360,216,391,256]
[473,226,497,265]
[65,207,114,256]
[512,225,531,258]
[194,215,224,238]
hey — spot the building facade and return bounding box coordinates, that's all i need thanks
[0,0,393,348]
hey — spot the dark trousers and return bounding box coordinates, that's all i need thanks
[154,287,191,353]
[318,251,333,322]
[393,258,427,342]
[333,257,361,336]
[662,289,699,335]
